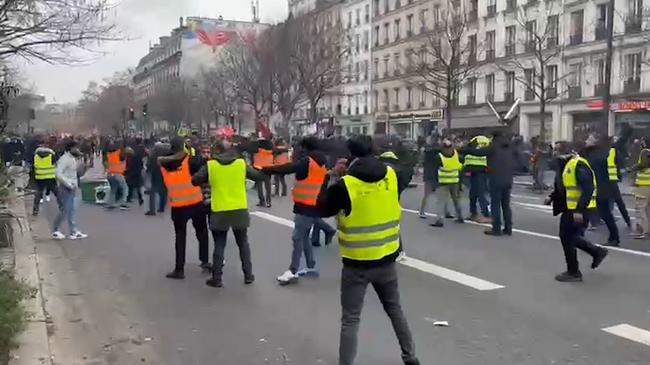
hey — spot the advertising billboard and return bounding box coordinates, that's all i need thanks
[180,17,268,80]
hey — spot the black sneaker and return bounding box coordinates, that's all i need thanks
[144,211,156,216]
[503,228,513,236]
[157,208,165,213]
[119,205,130,211]
[244,275,255,285]
[554,271,583,282]
[166,270,185,280]
[206,277,223,287]
[484,229,503,236]
[591,248,609,269]
[429,221,444,227]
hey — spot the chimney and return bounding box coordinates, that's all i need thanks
[179,17,183,27]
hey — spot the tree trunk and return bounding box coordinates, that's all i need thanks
[445,79,453,131]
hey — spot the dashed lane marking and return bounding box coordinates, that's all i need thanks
[400,208,650,259]
[250,211,505,291]
[602,324,650,347]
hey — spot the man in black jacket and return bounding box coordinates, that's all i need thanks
[545,144,608,282]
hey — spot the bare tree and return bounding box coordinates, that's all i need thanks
[149,81,191,133]
[496,5,568,142]
[77,71,134,133]
[199,67,237,134]
[410,3,480,130]
[284,11,348,124]
[0,0,121,64]
[0,65,22,134]
[269,23,303,130]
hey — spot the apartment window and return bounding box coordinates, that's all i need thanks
[405,48,413,70]
[394,52,401,75]
[347,95,352,114]
[384,0,389,13]
[373,58,379,79]
[363,31,369,51]
[355,62,360,81]
[374,90,379,109]
[406,14,413,36]
[383,57,389,77]
[506,26,516,55]
[364,4,370,23]
[595,59,605,85]
[487,0,497,17]
[363,60,368,79]
[506,71,515,93]
[547,15,559,47]
[383,22,390,44]
[570,10,584,45]
[374,0,380,16]
[468,34,477,62]
[466,78,476,104]
[469,0,478,21]
[568,64,582,87]
[420,8,429,31]
[546,65,558,89]
[383,89,389,110]
[348,11,352,28]
[394,19,401,41]
[419,84,426,106]
[395,0,401,8]
[596,4,608,40]
[485,74,495,101]
[355,9,361,26]
[363,91,369,113]
[406,87,412,108]
[394,88,400,109]
[525,21,536,52]
[625,53,642,80]
[486,30,495,60]
[626,0,643,32]
[355,34,360,53]
[374,26,380,47]
[524,69,534,86]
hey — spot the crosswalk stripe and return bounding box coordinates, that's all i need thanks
[602,324,650,346]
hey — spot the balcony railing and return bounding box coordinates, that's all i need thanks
[624,78,641,93]
[525,90,535,101]
[505,44,515,56]
[594,84,606,97]
[487,5,497,18]
[568,86,582,100]
[595,25,607,40]
[504,92,514,102]
[485,49,495,61]
[569,33,583,46]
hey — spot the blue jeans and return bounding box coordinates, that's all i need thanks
[309,218,336,244]
[107,174,128,207]
[290,214,319,273]
[53,187,77,234]
[469,172,490,217]
[489,185,512,232]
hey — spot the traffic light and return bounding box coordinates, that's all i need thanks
[142,104,148,117]
[230,113,235,126]
[128,107,135,120]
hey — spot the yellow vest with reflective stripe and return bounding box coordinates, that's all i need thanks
[208,159,248,212]
[562,157,597,210]
[185,146,196,157]
[607,148,619,182]
[34,155,56,180]
[464,136,489,167]
[438,151,462,184]
[635,149,650,186]
[337,167,401,261]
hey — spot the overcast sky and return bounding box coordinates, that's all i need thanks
[22,0,288,104]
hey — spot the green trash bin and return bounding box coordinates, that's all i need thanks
[80,179,109,203]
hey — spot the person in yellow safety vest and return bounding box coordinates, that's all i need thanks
[628,140,650,238]
[253,138,275,207]
[463,135,491,223]
[190,139,266,288]
[606,142,633,230]
[314,136,420,365]
[31,142,59,216]
[545,151,608,282]
[272,139,290,196]
[429,140,464,228]
[184,144,196,157]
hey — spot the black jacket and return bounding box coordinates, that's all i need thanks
[262,150,329,217]
[548,157,595,215]
[317,156,402,268]
[460,138,522,188]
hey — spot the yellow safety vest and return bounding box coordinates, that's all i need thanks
[207,159,248,212]
[34,155,56,180]
[464,135,489,167]
[635,148,650,186]
[607,148,619,182]
[438,151,462,184]
[337,167,401,261]
[184,146,196,157]
[562,156,597,210]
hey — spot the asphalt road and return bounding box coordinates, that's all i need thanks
[34,164,650,365]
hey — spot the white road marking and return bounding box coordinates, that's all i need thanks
[400,208,650,259]
[511,194,543,201]
[602,324,650,346]
[250,211,505,291]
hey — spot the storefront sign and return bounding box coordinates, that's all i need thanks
[617,101,650,111]
[430,109,444,120]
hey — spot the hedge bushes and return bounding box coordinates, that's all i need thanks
[0,265,34,364]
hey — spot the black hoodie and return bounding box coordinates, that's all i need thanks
[317,156,402,268]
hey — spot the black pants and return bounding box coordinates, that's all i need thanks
[170,203,210,271]
[273,175,287,196]
[611,183,632,226]
[489,185,513,233]
[126,183,143,204]
[211,228,253,279]
[596,196,619,242]
[33,179,59,213]
[256,177,272,205]
[559,211,602,275]
[148,185,167,213]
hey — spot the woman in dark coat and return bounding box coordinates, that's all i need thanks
[125,151,144,205]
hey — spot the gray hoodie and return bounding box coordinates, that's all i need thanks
[56,152,85,190]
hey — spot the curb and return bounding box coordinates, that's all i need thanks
[8,197,52,365]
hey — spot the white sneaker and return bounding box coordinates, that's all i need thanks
[52,231,65,240]
[39,198,43,204]
[396,251,406,262]
[45,195,51,202]
[276,270,298,285]
[69,231,88,240]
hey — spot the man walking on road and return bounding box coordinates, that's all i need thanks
[52,140,88,240]
[317,135,420,365]
[191,140,264,288]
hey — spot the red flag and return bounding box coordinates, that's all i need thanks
[258,119,272,138]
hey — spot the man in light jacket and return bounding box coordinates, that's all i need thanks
[52,139,87,240]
